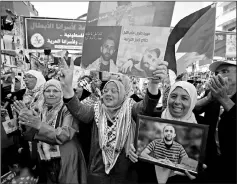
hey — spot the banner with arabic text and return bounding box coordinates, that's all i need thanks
[24,17,86,50]
[81,26,170,78]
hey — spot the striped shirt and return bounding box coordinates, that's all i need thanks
[146,139,187,164]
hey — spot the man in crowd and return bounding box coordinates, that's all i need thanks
[194,60,236,183]
[86,35,119,73]
[119,47,161,78]
[141,125,188,166]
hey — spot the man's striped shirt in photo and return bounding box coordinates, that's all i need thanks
[146,139,188,164]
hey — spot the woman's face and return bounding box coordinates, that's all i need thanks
[44,86,62,105]
[75,84,83,98]
[168,87,191,118]
[102,82,119,107]
[14,79,21,91]
[23,74,37,90]
[94,78,102,88]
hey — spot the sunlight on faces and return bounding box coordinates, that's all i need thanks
[23,74,37,90]
[215,65,236,95]
[168,87,191,119]
[163,125,176,142]
[102,82,119,107]
[44,86,62,105]
[100,39,115,61]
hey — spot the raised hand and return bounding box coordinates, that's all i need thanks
[208,74,229,102]
[208,74,235,111]
[151,60,168,84]
[148,60,168,95]
[13,100,27,114]
[19,109,42,130]
[59,56,75,98]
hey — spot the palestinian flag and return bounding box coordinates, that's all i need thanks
[164,4,216,75]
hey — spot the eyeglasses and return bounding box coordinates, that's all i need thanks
[103,88,118,94]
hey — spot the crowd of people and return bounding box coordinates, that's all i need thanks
[1,52,236,184]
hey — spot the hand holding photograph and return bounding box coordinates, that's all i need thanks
[135,115,209,176]
[116,26,170,78]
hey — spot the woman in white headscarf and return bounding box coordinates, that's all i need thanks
[22,70,46,109]
[59,56,168,184]
[9,70,45,115]
[161,81,198,124]
[18,79,87,184]
[128,81,198,184]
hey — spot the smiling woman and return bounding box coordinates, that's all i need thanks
[168,87,191,118]
[22,70,46,109]
[44,85,62,105]
[162,81,198,124]
[102,80,122,107]
[18,79,87,184]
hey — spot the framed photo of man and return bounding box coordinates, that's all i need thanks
[135,115,209,175]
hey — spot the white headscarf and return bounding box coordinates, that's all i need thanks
[161,81,197,124]
[94,74,136,174]
[25,70,46,91]
[37,79,64,160]
[23,70,46,109]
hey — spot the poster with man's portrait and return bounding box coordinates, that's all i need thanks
[116,26,170,78]
[226,34,236,58]
[81,26,122,73]
[135,115,209,176]
[86,1,175,27]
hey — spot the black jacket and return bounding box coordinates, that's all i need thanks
[194,93,236,183]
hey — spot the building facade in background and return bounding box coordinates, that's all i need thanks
[0,1,38,17]
[1,1,38,66]
[216,2,236,32]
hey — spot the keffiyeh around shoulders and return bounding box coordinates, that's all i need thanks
[94,76,136,174]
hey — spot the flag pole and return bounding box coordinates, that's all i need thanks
[211,3,217,64]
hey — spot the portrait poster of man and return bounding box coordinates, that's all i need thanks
[86,1,175,27]
[226,34,236,58]
[81,26,122,73]
[135,115,209,175]
[116,26,170,78]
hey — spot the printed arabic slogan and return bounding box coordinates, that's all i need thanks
[24,18,86,50]
[81,26,122,73]
[116,26,170,78]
